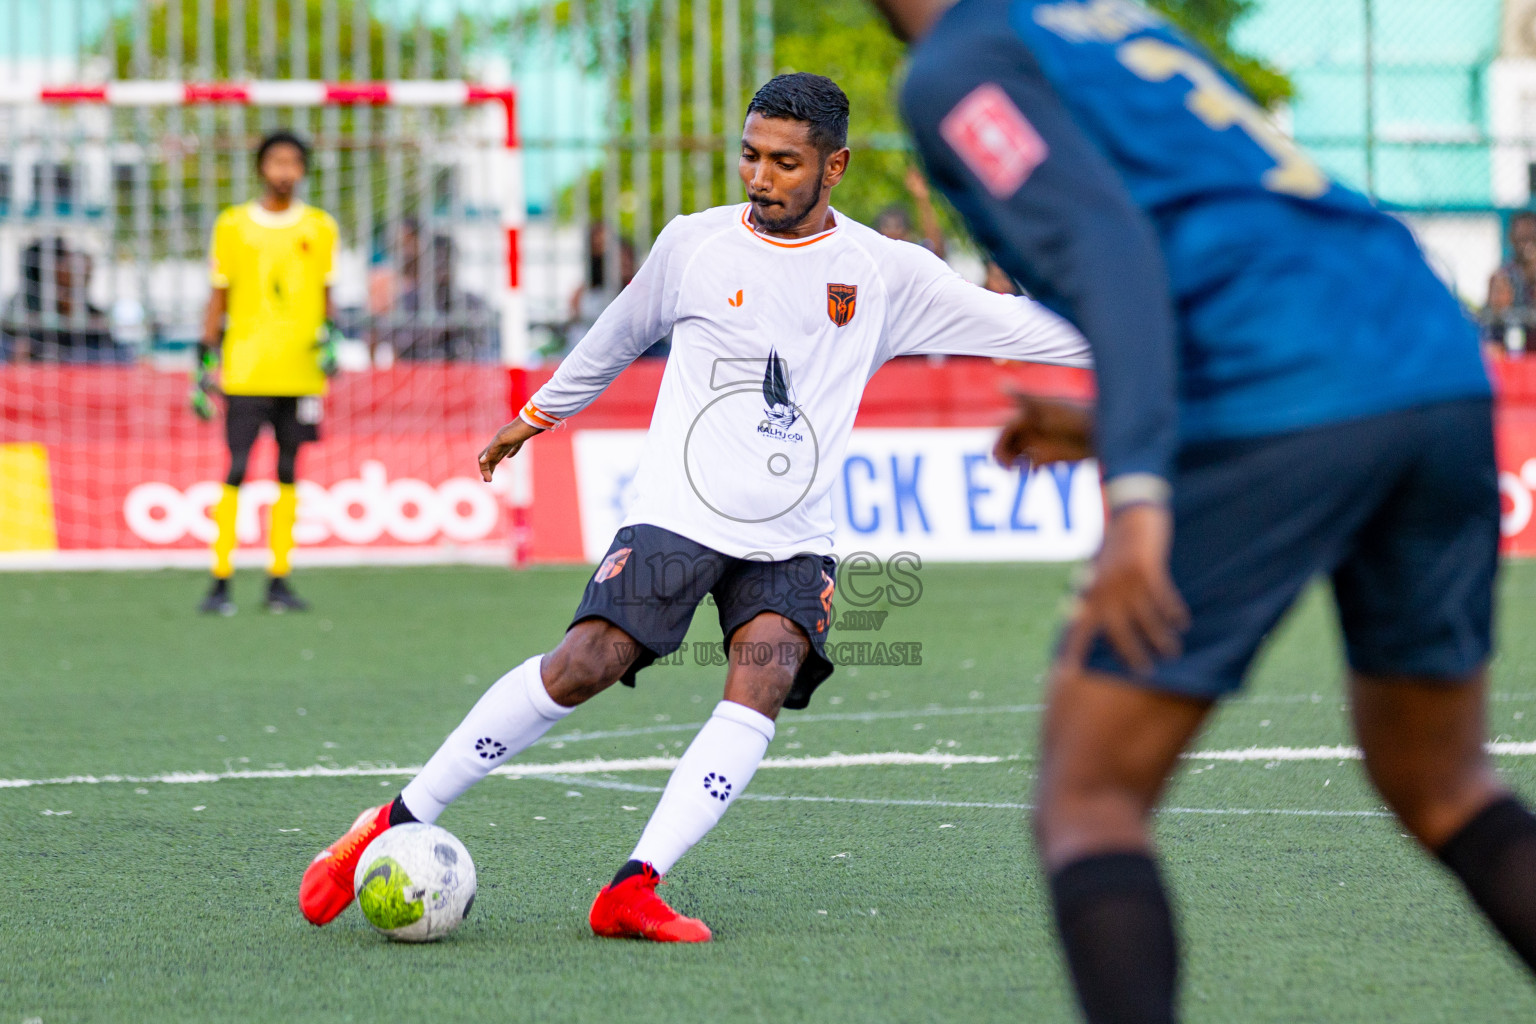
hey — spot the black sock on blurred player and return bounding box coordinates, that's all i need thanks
[387,795,418,827]
[1049,852,1177,1024]
[1437,796,1536,972]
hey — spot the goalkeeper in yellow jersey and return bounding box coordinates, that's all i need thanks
[193,130,340,615]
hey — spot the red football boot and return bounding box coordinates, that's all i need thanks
[299,804,391,925]
[589,863,712,942]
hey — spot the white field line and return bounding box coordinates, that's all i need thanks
[536,703,1047,746]
[535,693,1536,747]
[531,774,1393,818]
[6,740,1536,792]
[0,751,1009,790]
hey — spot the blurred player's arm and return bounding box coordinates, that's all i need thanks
[993,392,1094,468]
[479,217,689,481]
[191,285,227,420]
[192,215,235,419]
[317,222,341,375]
[902,43,1186,669]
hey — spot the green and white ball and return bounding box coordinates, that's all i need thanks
[353,823,476,942]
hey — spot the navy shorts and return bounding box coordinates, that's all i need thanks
[1083,399,1500,698]
[570,524,837,710]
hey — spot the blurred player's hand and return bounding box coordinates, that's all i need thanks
[993,392,1095,468]
[477,418,544,481]
[316,321,344,376]
[189,387,215,421]
[189,350,220,421]
[1061,503,1188,675]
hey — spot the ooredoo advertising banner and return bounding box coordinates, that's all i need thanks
[4,360,1536,566]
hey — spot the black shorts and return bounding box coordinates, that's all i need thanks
[570,524,837,710]
[225,394,322,450]
[1083,399,1500,698]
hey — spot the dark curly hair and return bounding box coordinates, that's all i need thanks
[746,73,850,156]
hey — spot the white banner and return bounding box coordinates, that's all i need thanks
[571,428,1102,562]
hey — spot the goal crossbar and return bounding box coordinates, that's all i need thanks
[0,80,527,365]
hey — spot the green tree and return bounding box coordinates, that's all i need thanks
[96,0,465,249]
[770,0,1292,237]
[103,0,455,80]
[1149,0,1293,108]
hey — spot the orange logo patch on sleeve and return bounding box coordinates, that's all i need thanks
[594,547,632,583]
[827,283,857,327]
[728,289,744,307]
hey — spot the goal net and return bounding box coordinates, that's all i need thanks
[0,81,528,568]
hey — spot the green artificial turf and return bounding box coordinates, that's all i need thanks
[3,563,1535,1023]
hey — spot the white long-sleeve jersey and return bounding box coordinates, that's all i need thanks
[521,203,1090,560]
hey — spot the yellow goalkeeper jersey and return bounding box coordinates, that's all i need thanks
[209,201,338,396]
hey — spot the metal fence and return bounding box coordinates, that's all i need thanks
[0,0,773,362]
[6,0,1536,356]
[1240,0,1521,346]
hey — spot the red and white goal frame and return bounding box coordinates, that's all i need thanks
[0,79,527,364]
[0,81,535,569]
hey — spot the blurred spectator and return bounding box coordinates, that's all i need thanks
[1487,211,1536,356]
[874,167,948,259]
[570,222,637,324]
[983,261,1020,295]
[568,222,653,355]
[1,237,117,362]
[368,220,493,361]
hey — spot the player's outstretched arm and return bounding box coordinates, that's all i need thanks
[516,216,693,432]
[871,234,1092,369]
[477,417,543,482]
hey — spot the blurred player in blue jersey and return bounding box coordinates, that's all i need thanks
[873,1,1535,1021]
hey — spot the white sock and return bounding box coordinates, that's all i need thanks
[399,655,571,823]
[629,700,775,875]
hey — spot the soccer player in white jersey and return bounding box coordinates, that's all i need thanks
[300,73,1089,942]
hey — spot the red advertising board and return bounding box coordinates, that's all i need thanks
[3,357,1534,565]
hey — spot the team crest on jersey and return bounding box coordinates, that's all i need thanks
[827,283,857,327]
[758,349,805,442]
[594,547,631,583]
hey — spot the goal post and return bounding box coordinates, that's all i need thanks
[0,79,526,366]
[0,81,533,568]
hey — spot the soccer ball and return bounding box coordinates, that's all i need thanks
[353,823,476,942]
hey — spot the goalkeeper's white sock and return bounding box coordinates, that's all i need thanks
[398,655,571,823]
[628,700,775,875]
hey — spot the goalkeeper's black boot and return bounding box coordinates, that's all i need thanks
[266,576,310,614]
[199,577,236,616]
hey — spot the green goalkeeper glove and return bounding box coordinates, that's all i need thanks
[317,320,344,377]
[189,347,219,421]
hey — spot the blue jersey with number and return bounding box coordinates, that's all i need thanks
[902,0,1489,481]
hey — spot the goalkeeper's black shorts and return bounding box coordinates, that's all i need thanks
[225,394,322,452]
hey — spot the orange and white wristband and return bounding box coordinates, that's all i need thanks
[519,401,562,431]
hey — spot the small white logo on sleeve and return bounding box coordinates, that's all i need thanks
[939,83,1050,199]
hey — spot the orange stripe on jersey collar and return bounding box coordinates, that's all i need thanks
[740,206,840,248]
